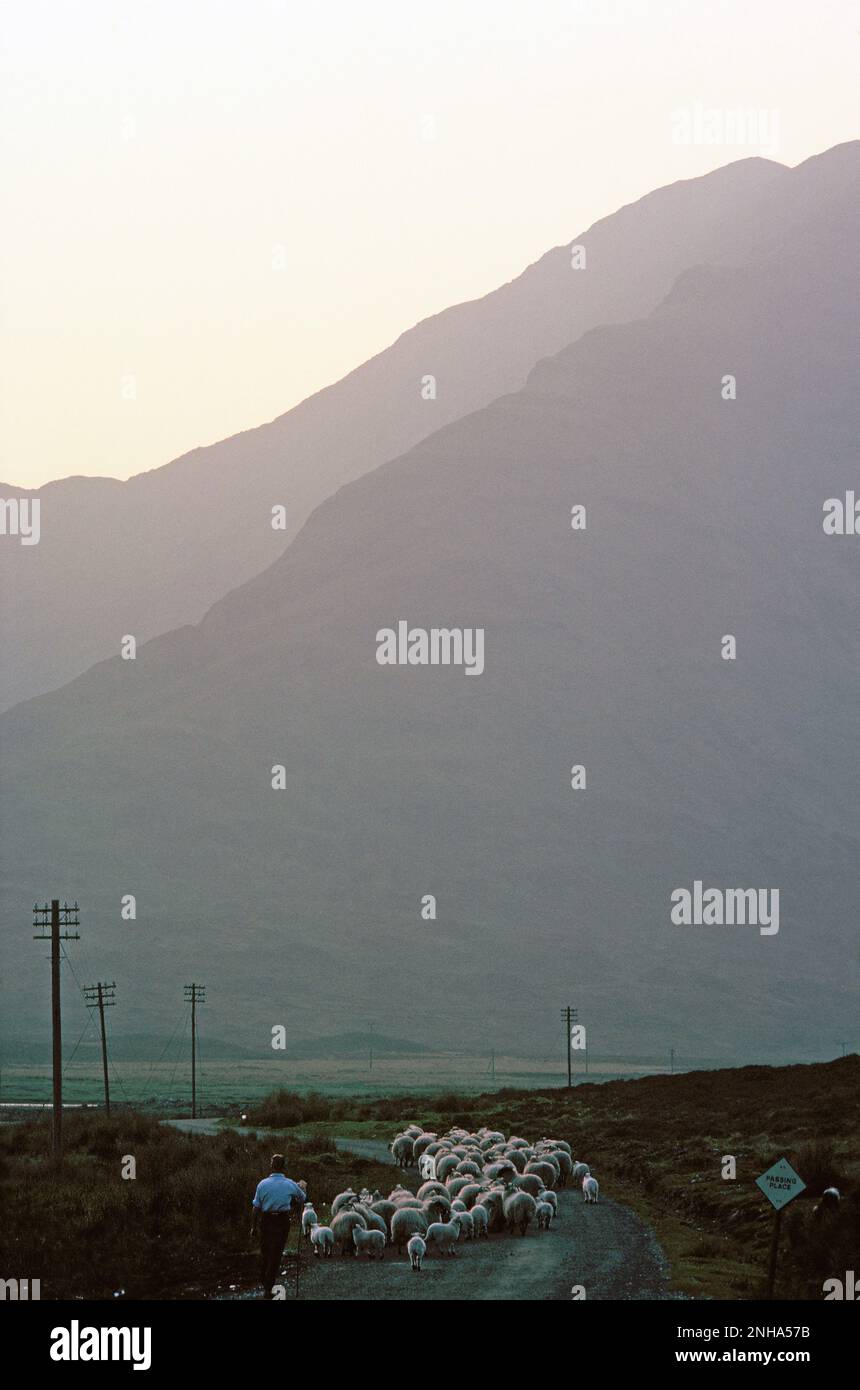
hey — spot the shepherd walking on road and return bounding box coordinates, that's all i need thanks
[251,1154,307,1298]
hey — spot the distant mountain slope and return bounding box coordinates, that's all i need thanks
[3,143,857,1061]
[0,156,791,711]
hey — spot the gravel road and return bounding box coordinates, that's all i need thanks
[161,1121,680,1301]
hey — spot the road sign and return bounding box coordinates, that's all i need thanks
[756,1158,806,1211]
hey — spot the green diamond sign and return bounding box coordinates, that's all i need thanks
[756,1157,806,1211]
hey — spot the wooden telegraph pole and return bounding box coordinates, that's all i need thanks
[84,981,116,1115]
[33,900,80,1160]
[184,982,205,1117]
[561,1005,577,1088]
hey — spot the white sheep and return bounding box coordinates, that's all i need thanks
[503,1190,537,1236]
[391,1206,429,1252]
[470,1203,489,1238]
[572,1162,590,1182]
[331,1188,358,1217]
[418,1152,437,1180]
[309,1224,334,1257]
[359,1208,388,1240]
[390,1134,414,1168]
[331,1208,367,1256]
[407,1234,426,1271]
[454,1209,474,1240]
[353,1226,386,1260]
[425,1217,461,1256]
[535,1201,554,1230]
[301,1203,318,1239]
[537,1189,558,1216]
[582,1175,599,1204]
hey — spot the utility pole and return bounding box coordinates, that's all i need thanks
[84,982,115,1115]
[561,1006,577,1089]
[184,983,205,1118]
[368,1021,375,1073]
[670,1046,675,1075]
[33,900,80,1161]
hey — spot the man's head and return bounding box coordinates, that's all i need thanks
[271,1154,286,1173]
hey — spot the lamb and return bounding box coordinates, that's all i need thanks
[331,1208,367,1256]
[582,1175,599,1204]
[418,1152,437,1180]
[537,1189,558,1216]
[301,1203,318,1239]
[310,1224,334,1257]
[503,1190,537,1236]
[535,1201,554,1230]
[407,1234,426,1271]
[469,1203,489,1238]
[425,1217,462,1256]
[391,1206,429,1253]
[352,1226,386,1260]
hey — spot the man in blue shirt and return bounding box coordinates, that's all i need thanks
[251,1154,307,1298]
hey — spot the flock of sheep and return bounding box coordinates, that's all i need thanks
[301,1122,599,1269]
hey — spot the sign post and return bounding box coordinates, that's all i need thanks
[755,1157,806,1298]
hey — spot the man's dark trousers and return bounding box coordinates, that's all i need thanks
[260,1212,291,1293]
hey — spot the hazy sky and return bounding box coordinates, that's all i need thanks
[1,0,857,489]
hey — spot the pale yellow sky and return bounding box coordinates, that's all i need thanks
[1,0,857,489]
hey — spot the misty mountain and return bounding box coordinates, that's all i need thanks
[0,156,793,712]
[2,142,858,1063]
